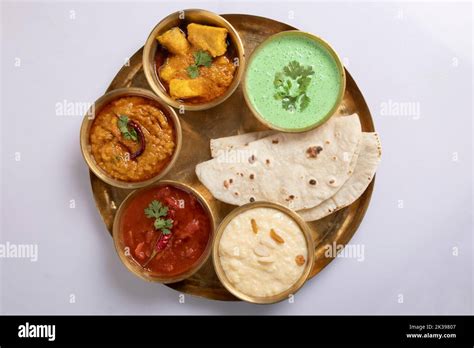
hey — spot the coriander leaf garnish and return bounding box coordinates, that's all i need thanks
[283,60,313,80]
[117,115,138,141]
[273,72,284,88]
[144,200,169,219]
[273,60,315,112]
[186,50,213,78]
[283,60,301,79]
[153,218,173,235]
[300,94,311,111]
[143,200,175,267]
[186,65,199,79]
[194,50,212,67]
[144,200,173,234]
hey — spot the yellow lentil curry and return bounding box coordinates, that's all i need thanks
[90,96,176,182]
[156,23,236,104]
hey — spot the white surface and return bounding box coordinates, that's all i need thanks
[0,0,472,315]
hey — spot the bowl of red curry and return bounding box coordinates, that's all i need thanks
[112,180,215,283]
[80,87,182,189]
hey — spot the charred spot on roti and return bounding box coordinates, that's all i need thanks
[249,196,255,202]
[248,155,256,164]
[306,145,323,158]
[328,178,336,186]
[309,179,317,186]
[332,156,337,161]
[272,139,279,144]
[234,191,240,196]
[229,178,233,184]
[249,173,255,180]
[265,159,270,165]
[325,140,330,144]
[285,195,295,202]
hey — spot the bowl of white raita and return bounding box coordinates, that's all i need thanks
[212,201,314,304]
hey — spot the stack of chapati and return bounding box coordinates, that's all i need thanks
[195,114,381,221]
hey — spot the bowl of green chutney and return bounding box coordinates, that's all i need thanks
[243,30,346,132]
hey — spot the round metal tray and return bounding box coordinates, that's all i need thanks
[89,14,375,301]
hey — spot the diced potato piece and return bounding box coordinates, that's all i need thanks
[156,27,190,55]
[159,54,195,83]
[169,78,207,99]
[159,56,183,82]
[187,23,228,57]
[158,62,175,83]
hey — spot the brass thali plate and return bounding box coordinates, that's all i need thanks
[90,14,375,301]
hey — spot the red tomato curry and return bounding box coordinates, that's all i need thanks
[120,184,211,277]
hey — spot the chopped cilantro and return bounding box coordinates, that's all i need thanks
[273,60,315,112]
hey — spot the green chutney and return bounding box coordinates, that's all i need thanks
[245,32,344,131]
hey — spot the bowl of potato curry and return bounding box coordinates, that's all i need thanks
[143,9,245,111]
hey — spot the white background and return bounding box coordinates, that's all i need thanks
[0,0,472,314]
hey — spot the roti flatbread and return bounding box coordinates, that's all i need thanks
[208,119,381,222]
[196,114,362,210]
[298,132,381,221]
[211,129,362,187]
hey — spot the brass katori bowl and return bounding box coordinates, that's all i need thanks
[243,30,346,133]
[143,9,246,111]
[212,201,315,304]
[80,87,182,189]
[112,180,216,284]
